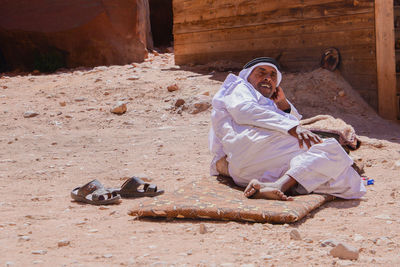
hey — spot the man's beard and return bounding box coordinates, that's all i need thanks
[256,82,275,98]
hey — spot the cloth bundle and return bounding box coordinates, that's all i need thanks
[300,115,360,150]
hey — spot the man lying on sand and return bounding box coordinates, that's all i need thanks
[209,57,366,200]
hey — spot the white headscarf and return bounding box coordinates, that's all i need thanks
[238,62,282,86]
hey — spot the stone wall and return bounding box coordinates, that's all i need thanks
[0,0,152,71]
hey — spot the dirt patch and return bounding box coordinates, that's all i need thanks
[0,53,399,266]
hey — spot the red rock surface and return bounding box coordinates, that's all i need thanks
[0,0,151,71]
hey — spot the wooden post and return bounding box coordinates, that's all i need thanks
[375,0,398,120]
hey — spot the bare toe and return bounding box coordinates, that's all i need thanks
[254,187,291,201]
[244,180,261,198]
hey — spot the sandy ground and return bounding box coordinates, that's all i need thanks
[1,53,400,267]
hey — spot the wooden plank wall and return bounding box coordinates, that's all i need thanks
[173,0,378,109]
[375,0,397,119]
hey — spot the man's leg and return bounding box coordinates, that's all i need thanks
[244,174,297,201]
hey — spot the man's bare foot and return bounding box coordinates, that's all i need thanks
[244,179,293,201]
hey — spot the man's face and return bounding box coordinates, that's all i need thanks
[247,65,278,98]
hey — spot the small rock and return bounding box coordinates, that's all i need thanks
[175,98,185,108]
[88,229,99,233]
[127,76,139,81]
[329,243,359,260]
[374,236,392,246]
[199,223,207,234]
[167,84,179,92]
[261,255,273,260]
[392,160,400,170]
[57,239,70,247]
[5,261,14,266]
[375,214,392,220]
[59,101,66,107]
[110,101,127,115]
[187,95,211,114]
[338,90,346,97]
[32,250,47,255]
[123,120,135,126]
[353,234,364,242]
[23,111,39,118]
[74,97,86,102]
[103,254,113,258]
[289,229,301,240]
[304,238,313,243]
[321,239,339,247]
[150,261,168,267]
[19,235,30,241]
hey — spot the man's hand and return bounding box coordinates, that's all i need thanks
[271,86,290,111]
[288,126,323,149]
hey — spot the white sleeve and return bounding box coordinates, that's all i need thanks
[224,84,299,133]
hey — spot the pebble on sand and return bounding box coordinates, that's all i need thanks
[289,229,302,240]
[57,239,70,247]
[175,99,185,108]
[199,223,207,234]
[320,239,339,247]
[110,101,127,115]
[23,111,39,118]
[32,250,47,255]
[329,243,359,260]
[392,160,400,170]
[19,235,30,241]
[127,76,139,81]
[188,95,211,114]
[167,84,179,92]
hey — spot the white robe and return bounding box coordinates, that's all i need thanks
[209,74,366,199]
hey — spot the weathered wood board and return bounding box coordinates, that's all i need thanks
[173,0,380,110]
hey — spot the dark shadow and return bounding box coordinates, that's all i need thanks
[324,198,363,209]
[0,48,8,73]
[161,65,238,82]
[215,175,243,191]
[149,0,173,51]
[134,216,250,225]
[290,198,361,227]
[32,47,67,73]
[1,64,96,77]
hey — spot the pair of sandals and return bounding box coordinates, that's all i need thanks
[70,176,164,205]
